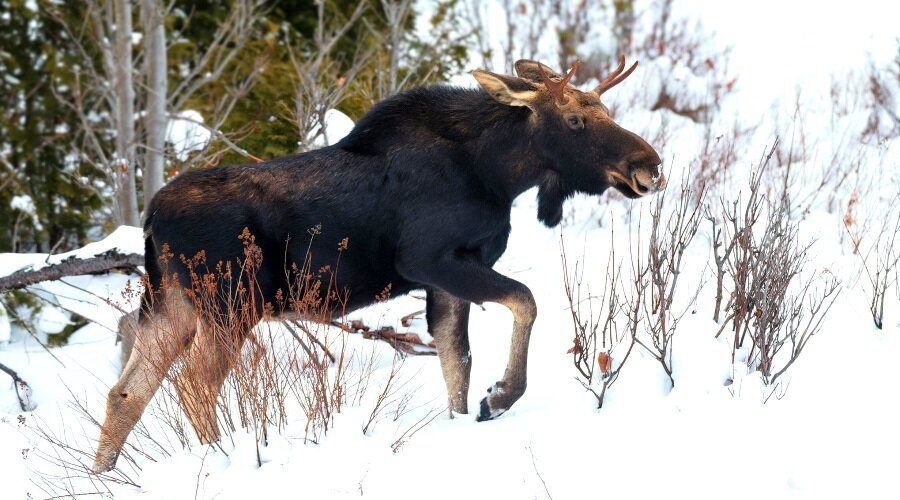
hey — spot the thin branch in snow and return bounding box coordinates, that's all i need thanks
[0,362,34,411]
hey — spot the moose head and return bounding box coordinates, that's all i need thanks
[472,57,666,226]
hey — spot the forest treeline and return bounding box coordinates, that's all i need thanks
[0,0,473,253]
[2,0,664,255]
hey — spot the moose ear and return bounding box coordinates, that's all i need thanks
[472,69,539,107]
[514,59,562,83]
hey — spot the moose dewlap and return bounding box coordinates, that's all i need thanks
[93,57,665,473]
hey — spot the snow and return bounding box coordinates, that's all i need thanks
[166,110,212,161]
[10,194,42,231]
[2,1,900,499]
[307,109,355,148]
[0,302,9,343]
[34,305,69,335]
[10,194,36,216]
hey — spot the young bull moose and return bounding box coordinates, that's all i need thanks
[93,57,665,472]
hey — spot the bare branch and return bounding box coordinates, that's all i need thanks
[0,362,34,411]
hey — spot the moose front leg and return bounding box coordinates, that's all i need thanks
[400,255,537,422]
[474,286,536,421]
[426,289,472,415]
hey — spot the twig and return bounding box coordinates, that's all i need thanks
[288,319,336,363]
[399,309,425,327]
[527,445,553,500]
[0,296,66,367]
[0,362,34,411]
[175,115,264,164]
[391,405,442,453]
[194,447,210,500]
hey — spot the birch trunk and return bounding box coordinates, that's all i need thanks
[141,0,167,213]
[114,0,139,227]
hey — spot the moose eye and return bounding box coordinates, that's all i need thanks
[566,115,584,130]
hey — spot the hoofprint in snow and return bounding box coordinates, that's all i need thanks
[3,3,900,500]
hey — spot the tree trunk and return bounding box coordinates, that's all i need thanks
[114,0,140,227]
[141,0,167,215]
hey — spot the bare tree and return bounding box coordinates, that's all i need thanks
[500,0,517,73]
[552,0,593,74]
[46,0,267,225]
[140,0,167,207]
[112,0,139,227]
[459,0,493,70]
[285,0,369,152]
[381,0,414,96]
[169,0,268,170]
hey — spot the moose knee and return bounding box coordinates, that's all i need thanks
[505,288,537,325]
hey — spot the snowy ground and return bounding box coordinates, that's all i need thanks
[3,1,900,498]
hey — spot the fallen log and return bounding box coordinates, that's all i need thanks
[0,250,143,292]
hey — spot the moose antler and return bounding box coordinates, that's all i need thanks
[538,59,581,103]
[594,55,638,96]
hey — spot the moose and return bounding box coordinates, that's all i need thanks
[93,57,665,472]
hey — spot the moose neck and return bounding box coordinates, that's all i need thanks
[340,86,549,202]
[427,89,547,202]
[468,109,547,201]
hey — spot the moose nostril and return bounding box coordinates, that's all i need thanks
[631,174,651,193]
[654,172,667,190]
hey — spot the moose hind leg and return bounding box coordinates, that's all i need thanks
[427,289,472,415]
[93,293,197,473]
[174,320,246,444]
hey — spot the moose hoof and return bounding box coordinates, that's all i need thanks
[475,382,517,422]
[476,397,507,422]
[91,451,119,474]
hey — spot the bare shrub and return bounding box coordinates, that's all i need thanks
[362,352,421,435]
[710,146,842,386]
[190,228,353,447]
[862,43,900,142]
[844,209,900,329]
[631,176,705,386]
[562,175,703,401]
[0,361,33,411]
[284,1,370,151]
[772,95,865,219]
[26,389,144,499]
[639,0,737,124]
[692,120,756,199]
[26,228,381,496]
[561,230,635,408]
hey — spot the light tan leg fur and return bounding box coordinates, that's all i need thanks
[93,292,197,473]
[173,319,245,444]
